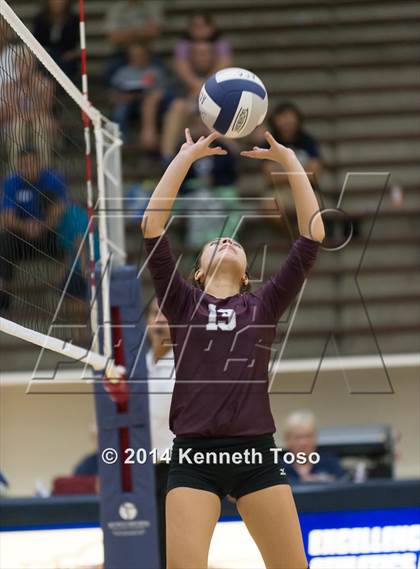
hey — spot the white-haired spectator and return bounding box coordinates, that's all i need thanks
[283,410,347,484]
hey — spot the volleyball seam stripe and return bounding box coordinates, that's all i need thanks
[205,76,266,133]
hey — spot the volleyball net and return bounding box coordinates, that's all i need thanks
[0,0,124,381]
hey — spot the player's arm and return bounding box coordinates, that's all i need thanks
[241,131,325,242]
[141,129,226,238]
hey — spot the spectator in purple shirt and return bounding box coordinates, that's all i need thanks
[141,128,324,569]
[161,13,233,161]
[174,12,232,98]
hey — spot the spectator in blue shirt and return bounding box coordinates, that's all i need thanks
[0,148,66,311]
[282,410,347,484]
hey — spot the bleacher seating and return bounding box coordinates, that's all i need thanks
[2,0,419,370]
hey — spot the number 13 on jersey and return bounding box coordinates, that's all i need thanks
[206,303,237,331]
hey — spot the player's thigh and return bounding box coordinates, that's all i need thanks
[236,485,308,569]
[166,487,221,569]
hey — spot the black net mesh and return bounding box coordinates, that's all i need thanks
[0,15,97,370]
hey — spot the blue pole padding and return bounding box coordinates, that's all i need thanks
[94,265,160,569]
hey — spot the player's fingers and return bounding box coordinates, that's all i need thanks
[264,131,276,145]
[240,150,260,159]
[206,131,221,144]
[240,149,270,159]
[185,128,193,144]
[241,147,268,154]
[209,147,228,155]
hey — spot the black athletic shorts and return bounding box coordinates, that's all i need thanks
[166,433,289,500]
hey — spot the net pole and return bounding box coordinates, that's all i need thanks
[78,0,99,352]
[102,120,127,267]
[0,317,124,379]
[94,120,113,360]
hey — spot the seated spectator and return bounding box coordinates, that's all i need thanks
[33,0,79,81]
[110,43,170,148]
[0,148,66,312]
[174,12,232,98]
[103,0,164,82]
[161,41,220,160]
[282,410,347,484]
[0,46,55,166]
[258,102,322,212]
[0,22,17,91]
[257,102,357,238]
[56,201,100,313]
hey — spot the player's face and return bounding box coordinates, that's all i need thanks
[286,426,317,455]
[198,237,247,286]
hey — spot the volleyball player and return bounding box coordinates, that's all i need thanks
[141,128,325,569]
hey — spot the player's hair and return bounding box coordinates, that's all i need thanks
[191,243,251,294]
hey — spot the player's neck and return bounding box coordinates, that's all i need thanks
[204,271,241,299]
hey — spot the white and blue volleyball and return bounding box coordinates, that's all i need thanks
[199,67,268,138]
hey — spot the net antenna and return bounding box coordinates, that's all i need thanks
[0,0,124,381]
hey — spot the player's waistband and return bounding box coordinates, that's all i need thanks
[173,433,275,450]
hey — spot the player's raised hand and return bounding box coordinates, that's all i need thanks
[179,128,227,162]
[241,131,294,165]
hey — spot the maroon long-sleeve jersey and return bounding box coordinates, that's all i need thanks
[144,234,319,437]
